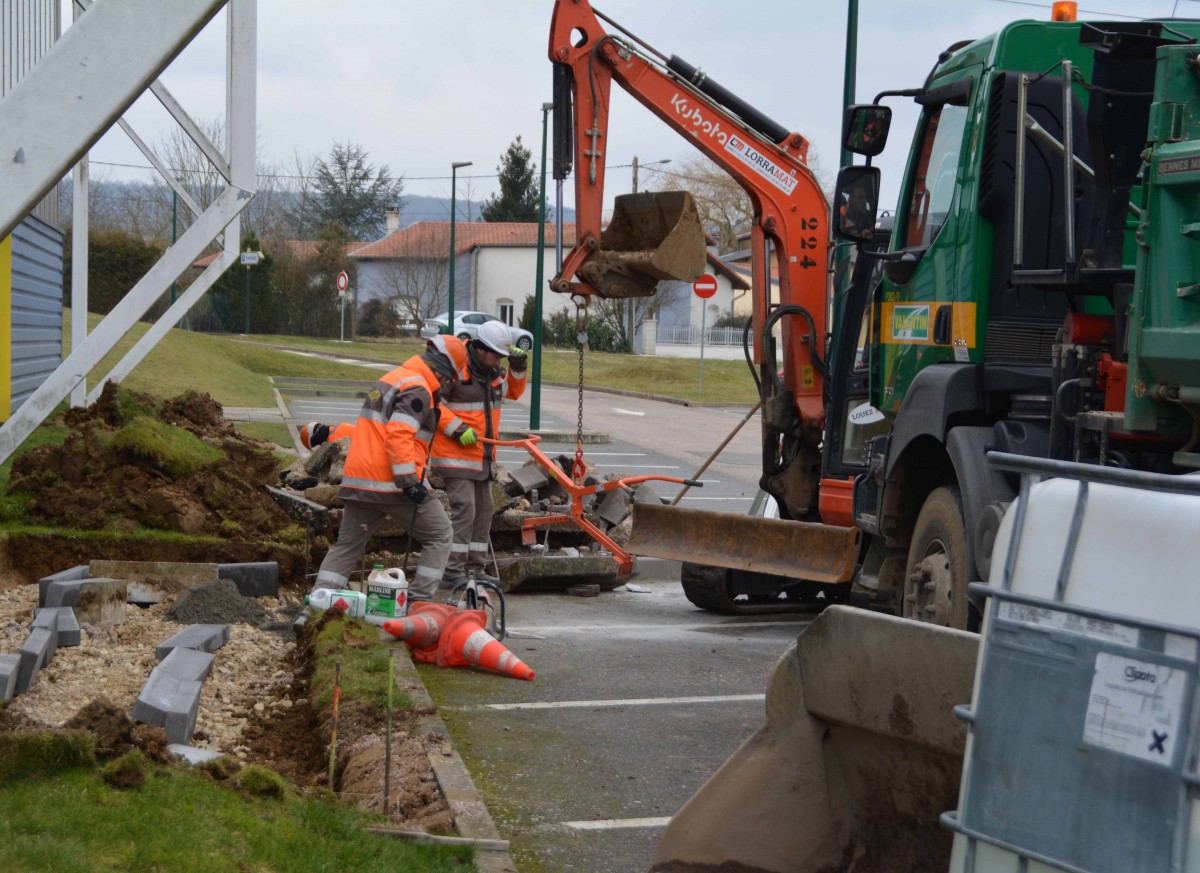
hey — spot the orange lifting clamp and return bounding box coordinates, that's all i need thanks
[481,435,703,578]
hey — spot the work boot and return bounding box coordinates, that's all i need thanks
[441,576,469,592]
[474,572,501,586]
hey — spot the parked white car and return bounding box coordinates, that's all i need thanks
[420,311,534,351]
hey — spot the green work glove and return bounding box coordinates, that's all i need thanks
[508,347,528,372]
[458,426,478,446]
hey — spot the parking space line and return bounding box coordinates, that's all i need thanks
[510,619,805,634]
[476,693,765,711]
[562,817,672,831]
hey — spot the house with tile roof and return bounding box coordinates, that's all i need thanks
[350,221,580,329]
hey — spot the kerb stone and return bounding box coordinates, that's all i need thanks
[156,625,230,660]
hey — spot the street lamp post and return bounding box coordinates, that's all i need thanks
[531,101,554,431]
[240,247,262,335]
[628,157,670,351]
[448,161,473,335]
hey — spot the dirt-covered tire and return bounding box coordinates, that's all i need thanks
[903,486,973,630]
[680,563,739,613]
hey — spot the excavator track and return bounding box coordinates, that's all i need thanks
[680,562,842,616]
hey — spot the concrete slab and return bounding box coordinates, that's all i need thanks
[38,565,89,608]
[217,562,279,598]
[0,653,19,701]
[508,465,549,495]
[596,486,633,527]
[168,744,224,766]
[90,561,219,602]
[156,624,230,660]
[16,627,53,695]
[34,607,81,647]
[44,577,128,624]
[498,553,621,593]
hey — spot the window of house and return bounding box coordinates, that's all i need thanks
[499,300,514,326]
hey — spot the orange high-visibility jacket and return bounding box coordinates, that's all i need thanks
[430,357,526,480]
[329,422,355,442]
[339,355,442,503]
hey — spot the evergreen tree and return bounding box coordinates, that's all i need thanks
[481,136,541,222]
[306,142,404,240]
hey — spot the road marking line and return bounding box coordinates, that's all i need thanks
[511,620,806,633]
[563,817,672,831]
[478,693,765,711]
[671,496,752,501]
[612,408,645,416]
[595,464,679,469]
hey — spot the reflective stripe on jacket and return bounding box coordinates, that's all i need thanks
[430,361,526,480]
[339,356,441,502]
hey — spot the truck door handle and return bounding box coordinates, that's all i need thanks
[934,306,953,345]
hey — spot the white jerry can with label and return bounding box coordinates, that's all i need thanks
[364,567,408,626]
[944,456,1200,873]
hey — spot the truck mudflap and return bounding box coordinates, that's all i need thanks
[650,606,978,873]
[628,503,861,583]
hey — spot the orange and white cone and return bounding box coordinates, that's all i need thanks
[438,610,535,681]
[388,601,456,664]
[383,613,441,648]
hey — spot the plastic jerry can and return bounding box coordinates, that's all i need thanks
[305,588,368,619]
[365,567,408,626]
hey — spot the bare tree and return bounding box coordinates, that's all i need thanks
[590,283,688,352]
[364,224,451,325]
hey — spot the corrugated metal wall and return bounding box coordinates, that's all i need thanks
[1,0,63,419]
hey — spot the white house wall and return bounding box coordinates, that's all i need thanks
[473,246,574,322]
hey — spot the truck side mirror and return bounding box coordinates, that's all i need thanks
[842,104,891,158]
[833,166,881,243]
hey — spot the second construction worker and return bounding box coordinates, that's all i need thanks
[430,319,527,586]
[312,335,470,603]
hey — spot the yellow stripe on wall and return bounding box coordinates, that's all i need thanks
[0,237,10,420]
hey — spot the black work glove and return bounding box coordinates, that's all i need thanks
[311,423,331,446]
[403,483,428,505]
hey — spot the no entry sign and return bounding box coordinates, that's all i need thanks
[693,274,718,299]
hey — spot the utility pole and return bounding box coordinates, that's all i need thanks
[531,102,554,431]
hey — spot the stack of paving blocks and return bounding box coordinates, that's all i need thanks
[0,606,81,702]
[132,623,230,749]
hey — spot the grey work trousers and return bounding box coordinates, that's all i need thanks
[314,495,452,600]
[442,476,494,579]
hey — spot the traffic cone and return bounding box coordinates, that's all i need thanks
[390,602,456,663]
[383,613,441,648]
[437,609,535,681]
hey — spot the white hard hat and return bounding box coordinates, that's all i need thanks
[476,320,511,356]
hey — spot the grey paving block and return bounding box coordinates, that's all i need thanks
[158,647,216,682]
[29,609,59,662]
[34,607,81,647]
[44,577,128,624]
[596,486,633,527]
[0,654,19,702]
[217,562,279,597]
[38,565,89,608]
[16,627,52,695]
[168,744,224,766]
[131,675,204,745]
[509,465,549,494]
[156,625,230,660]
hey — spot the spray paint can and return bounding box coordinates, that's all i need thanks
[365,567,408,626]
[305,588,368,619]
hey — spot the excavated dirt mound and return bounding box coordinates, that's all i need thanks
[1,383,309,586]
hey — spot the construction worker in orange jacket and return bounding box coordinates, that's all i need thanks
[430,319,527,586]
[300,421,355,450]
[312,335,469,603]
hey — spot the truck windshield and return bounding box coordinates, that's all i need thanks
[902,102,968,249]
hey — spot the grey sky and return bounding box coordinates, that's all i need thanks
[85,0,1193,225]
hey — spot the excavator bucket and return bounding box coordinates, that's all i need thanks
[628,503,860,582]
[584,191,707,298]
[651,606,979,873]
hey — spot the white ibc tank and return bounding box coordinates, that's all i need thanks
[947,468,1200,873]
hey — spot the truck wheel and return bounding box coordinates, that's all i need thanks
[903,486,972,630]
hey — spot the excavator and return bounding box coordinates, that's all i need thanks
[549,0,1200,870]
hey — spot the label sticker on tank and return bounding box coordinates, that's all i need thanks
[1083,652,1187,766]
[997,602,1141,648]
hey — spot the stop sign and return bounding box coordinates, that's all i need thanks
[693,274,718,299]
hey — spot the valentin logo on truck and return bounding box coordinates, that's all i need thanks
[892,305,930,341]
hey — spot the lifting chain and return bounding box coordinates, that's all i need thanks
[572,294,589,485]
